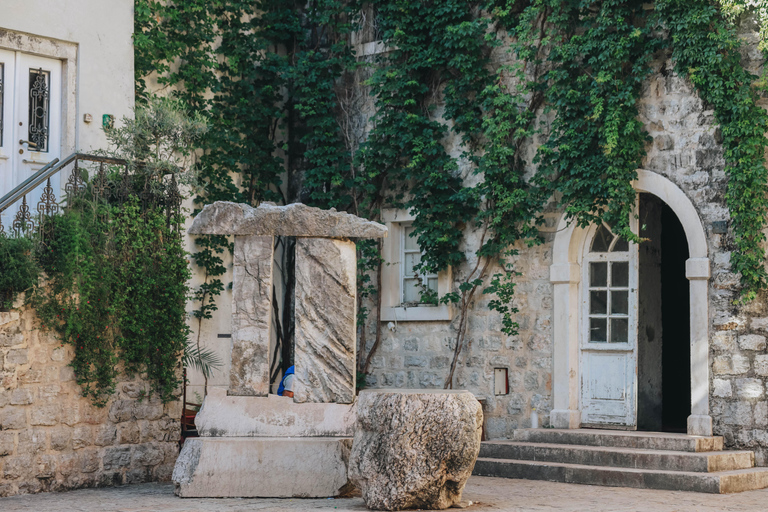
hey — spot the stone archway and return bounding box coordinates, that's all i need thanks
[548,169,712,436]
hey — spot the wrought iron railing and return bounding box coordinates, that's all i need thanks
[0,153,181,239]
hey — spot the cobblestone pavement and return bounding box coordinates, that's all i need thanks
[4,476,768,511]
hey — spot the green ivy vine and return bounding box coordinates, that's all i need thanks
[133,0,768,389]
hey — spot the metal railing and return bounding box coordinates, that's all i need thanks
[0,153,130,237]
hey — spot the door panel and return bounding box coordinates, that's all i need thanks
[0,52,62,231]
[580,214,639,428]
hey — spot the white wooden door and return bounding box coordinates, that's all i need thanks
[0,51,62,231]
[580,216,639,427]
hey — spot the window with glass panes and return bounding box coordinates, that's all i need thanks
[401,224,438,304]
[586,224,630,343]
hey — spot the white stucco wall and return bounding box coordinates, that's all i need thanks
[0,0,135,153]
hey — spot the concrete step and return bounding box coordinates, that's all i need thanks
[513,428,724,452]
[473,457,768,494]
[479,441,754,473]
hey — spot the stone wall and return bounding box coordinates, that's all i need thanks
[0,305,180,497]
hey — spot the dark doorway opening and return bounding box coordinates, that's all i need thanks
[638,193,690,432]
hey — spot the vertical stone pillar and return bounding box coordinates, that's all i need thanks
[686,257,712,436]
[230,235,274,396]
[294,237,356,403]
[549,262,582,429]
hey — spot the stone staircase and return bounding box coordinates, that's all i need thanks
[473,429,768,493]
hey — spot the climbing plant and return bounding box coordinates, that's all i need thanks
[134,0,768,389]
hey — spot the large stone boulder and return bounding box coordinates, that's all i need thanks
[348,389,483,510]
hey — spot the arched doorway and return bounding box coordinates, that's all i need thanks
[549,170,712,436]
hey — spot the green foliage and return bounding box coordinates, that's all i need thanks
[658,0,768,300]
[0,236,40,310]
[132,0,768,381]
[33,197,190,406]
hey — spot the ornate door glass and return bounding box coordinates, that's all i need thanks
[28,68,50,152]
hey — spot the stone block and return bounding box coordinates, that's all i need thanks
[349,390,482,510]
[102,446,132,471]
[739,334,766,351]
[134,399,164,421]
[0,325,24,347]
[193,387,355,437]
[755,355,768,377]
[3,456,32,480]
[18,428,47,455]
[713,354,750,375]
[172,437,353,497]
[0,432,15,456]
[724,402,753,426]
[230,235,273,396]
[0,407,26,430]
[94,425,117,446]
[30,403,59,426]
[713,379,732,398]
[6,349,28,365]
[35,454,55,478]
[72,425,93,449]
[80,449,100,473]
[294,238,356,404]
[735,379,765,399]
[712,331,736,351]
[50,428,72,451]
[10,387,33,405]
[134,443,164,467]
[189,201,387,238]
[119,422,140,444]
[404,355,428,367]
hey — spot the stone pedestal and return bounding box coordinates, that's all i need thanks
[173,437,353,498]
[230,234,273,396]
[294,238,356,404]
[349,389,483,510]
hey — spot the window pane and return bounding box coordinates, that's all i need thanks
[28,68,50,152]
[403,278,420,303]
[403,252,420,277]
[427,277,438,292]
[610,318,629,343]
[590,291,607,315]
[590,318,607,342]
[611,290,628,315]
[590,262,607,287]
[611,262,629,287]
[612,237,628,252]
[403,225,419,251]
[591,224,612,252]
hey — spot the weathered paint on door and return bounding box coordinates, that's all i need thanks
[580,213,639,428]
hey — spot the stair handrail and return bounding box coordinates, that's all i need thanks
[0,153,128,215]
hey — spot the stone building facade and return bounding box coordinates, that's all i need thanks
[0,305,180,497]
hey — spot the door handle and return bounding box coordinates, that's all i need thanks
[19,139,38,148]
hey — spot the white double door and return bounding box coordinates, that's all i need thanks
[0,49,62,231]
[580,215,639,428]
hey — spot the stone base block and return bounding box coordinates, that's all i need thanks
[195,387,356,437]
[173,437,353,497]
[550,409,581,429]
[688,414,713,436]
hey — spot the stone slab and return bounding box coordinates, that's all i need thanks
[230,234,273,396]
[172,437,354,497]
[189,201,387,238]
[194,387,356,437]
[294,238,356,403]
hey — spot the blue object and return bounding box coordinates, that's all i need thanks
[277,365,295,396]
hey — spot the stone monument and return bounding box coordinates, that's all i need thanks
[172,201,387,498]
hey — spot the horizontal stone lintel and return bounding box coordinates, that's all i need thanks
[189,201,387,239]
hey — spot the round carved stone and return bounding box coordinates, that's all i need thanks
[348,389,483,510]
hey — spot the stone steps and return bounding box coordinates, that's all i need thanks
[473,429,768,493]
[479,441,754,473]
[512,428,723,452]
[473,457,768,494]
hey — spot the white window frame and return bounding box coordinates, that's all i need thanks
[381,208,453,322]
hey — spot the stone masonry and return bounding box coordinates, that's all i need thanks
[0,305,180,497]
